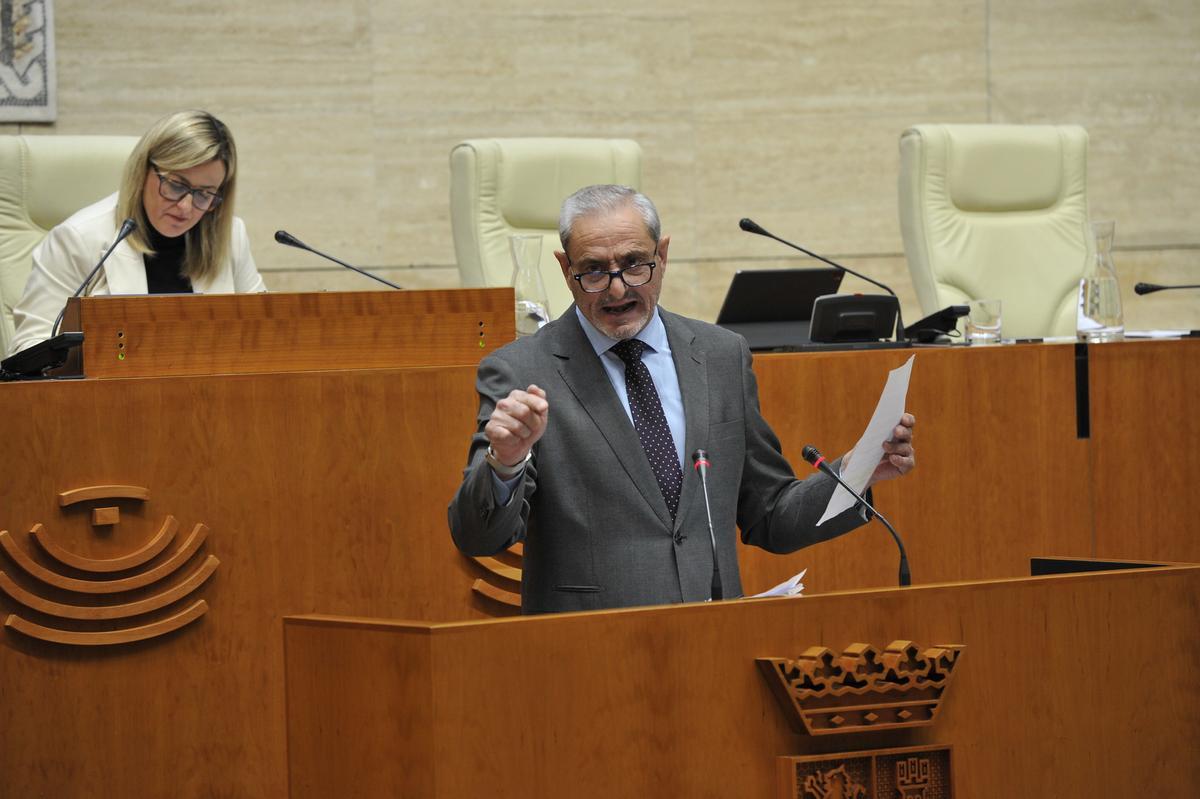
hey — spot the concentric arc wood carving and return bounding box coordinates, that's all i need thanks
[32,516,178,572]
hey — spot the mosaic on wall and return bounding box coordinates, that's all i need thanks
[0,0,55,122]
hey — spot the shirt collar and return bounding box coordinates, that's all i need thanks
[575,306,669,357]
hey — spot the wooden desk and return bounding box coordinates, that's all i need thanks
[0,337,1195,797]
[744,342,1094,594]
[283,563,1200,798]
[1087,340,1200,560]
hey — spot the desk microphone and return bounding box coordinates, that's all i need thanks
[692,449,722,600]
[51,217,138,338]
[801,445,911,587]
[1134,282,1200,295]
[739,218,906,342]
[274,230,402,290]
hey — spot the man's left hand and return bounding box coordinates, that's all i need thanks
[867,412,916,486]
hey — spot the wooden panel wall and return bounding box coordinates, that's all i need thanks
[0,367,487,798]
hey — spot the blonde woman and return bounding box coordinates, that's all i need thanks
[8,109,265,355]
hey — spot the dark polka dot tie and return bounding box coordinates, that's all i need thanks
[612,338,682,520]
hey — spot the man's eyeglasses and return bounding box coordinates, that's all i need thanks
[154,170,223,211]
[570,253,658,293]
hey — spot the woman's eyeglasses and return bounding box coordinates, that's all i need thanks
[154,170,223,211]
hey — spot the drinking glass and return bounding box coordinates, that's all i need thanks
[510,234,550,336]
[965,299,1002,344]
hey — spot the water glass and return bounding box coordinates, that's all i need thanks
[965,299,1002,344]
[510,234,550,337]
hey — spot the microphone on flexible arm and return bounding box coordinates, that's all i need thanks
[274,230,402,290]
[801,444,911,587]
[692,449,723,600]
[50,217,138,338]
[739,218,906,342]
[1134,282,1200,295]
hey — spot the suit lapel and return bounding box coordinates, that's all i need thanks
[100,240,148,295]
[552,310,674,529]
[664,311,708,535]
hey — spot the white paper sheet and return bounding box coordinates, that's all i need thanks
[817,354,915,525]
[1125,330,1192,339]
[751,568,807,598]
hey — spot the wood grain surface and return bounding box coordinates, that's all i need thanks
[60,287,515,378]
[0,338,1194,797]
[740,342,1093,595]
[284,564,1200,798]
[1087,339,1200,561]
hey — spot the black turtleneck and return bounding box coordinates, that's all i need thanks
[143,226,194,294]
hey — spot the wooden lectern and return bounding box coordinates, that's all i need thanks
[284,561,1200,798]
[57,288,515,377]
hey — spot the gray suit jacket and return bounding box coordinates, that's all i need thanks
[448,308,870,614]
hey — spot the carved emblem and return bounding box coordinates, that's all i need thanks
[804,764,867,798]
[0,485,217,645]
[757,640,962,735]
[896,756,932,798]
[780,746,952,799]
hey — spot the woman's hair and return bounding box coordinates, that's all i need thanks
[116,110,238,283]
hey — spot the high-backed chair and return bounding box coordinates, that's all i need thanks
[898,124,1091,339]
[450,138,642,320]
[0,134,137,353]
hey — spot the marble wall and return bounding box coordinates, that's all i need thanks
[10,0,1198,330]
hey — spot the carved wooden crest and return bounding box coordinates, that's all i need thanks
[758,641,962,735]
[779,745,952,799]
[0,485,217,645]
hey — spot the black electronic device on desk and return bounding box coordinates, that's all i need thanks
[0,333,84,381]
[715,268,843,351]
[903,304,969,344]
[802,293,913,351]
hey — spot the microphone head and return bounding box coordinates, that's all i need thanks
[1134,282,1162,295]
[801,445,822,465]
[691,449,710,471]
[274,230,304,248]
[738,217,767,236]
[117,217,137,236]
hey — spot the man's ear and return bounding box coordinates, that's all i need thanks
[657,235,671,272]
[554,249,571,282]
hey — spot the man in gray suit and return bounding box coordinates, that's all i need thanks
[449,185,916,614]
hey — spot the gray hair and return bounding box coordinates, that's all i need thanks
[558,184,661,254]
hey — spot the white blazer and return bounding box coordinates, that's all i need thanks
[9,193,266,356]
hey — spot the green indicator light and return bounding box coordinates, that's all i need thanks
[118,352,126,360]
[478,340,485,348]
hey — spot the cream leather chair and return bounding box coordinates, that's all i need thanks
[0,134,137,352]
[450,138,642,321]
[898,124,1091,339]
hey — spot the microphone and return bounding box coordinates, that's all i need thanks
[51,217,138,338]
[692,449,722,600]
[1135,282,1200,295]
[801,444,911,587]
[275,230,402,290]
[739,217,906,342]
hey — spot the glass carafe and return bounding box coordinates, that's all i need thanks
[510,234,550,336]
[1076,220,1124,343]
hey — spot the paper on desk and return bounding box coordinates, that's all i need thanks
[1125,330,1191,339]
[752,568,807,598]
[817,354,915,526]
